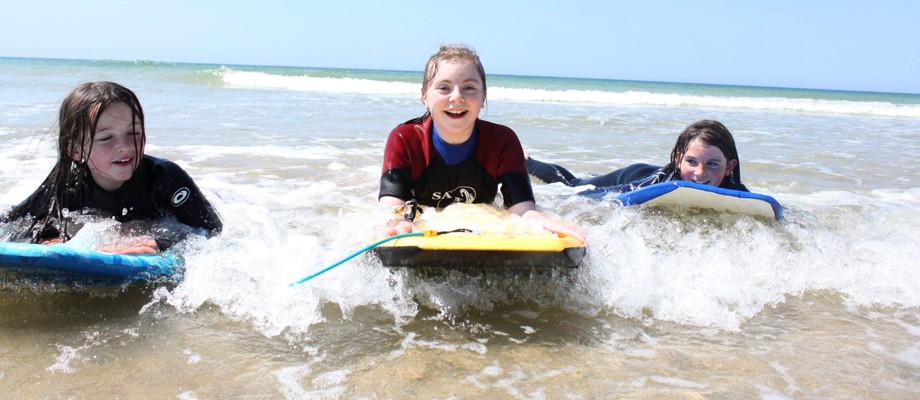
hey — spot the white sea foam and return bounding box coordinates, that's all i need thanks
[140,184,920,335]
[491,87,920,118]
[46,344,80,374]
[222,70,419,96]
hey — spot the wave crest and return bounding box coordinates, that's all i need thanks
[218,69,920,118]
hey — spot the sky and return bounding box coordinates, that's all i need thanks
[2,0,919,94]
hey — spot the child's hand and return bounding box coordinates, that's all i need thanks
[510,201,588,244]
[521,209,588,244]
[379,218,416,237]
[540,217,588,243]
[377,197,420,237]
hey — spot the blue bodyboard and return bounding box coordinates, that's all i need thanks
[0,242,181,280]
[615,181,784,220]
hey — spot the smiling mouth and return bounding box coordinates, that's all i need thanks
[444,109,467,118]
[113,158,133,165]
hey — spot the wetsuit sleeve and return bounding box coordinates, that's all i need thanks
[379,169,413,201]
[499,171,534,208]
[491,127,535,208]
[156,161,223,237]
[581,163,661,188]
[576,166,671,200]
[379,126,415,201]
[525,158,581,186]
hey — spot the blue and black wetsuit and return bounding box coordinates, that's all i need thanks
[526,157,748,200]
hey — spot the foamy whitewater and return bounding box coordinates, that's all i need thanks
[1,57,919,398]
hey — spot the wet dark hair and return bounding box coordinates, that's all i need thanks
[61,81,146,167]
[6,81,146,242]
[667,120,742,187]
[406,43,486,124]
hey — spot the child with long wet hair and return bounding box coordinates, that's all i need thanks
[378,44,585,241]
[4,81,222,254]
[526,119,748,198]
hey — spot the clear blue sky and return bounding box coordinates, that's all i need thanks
[3,0,919,94]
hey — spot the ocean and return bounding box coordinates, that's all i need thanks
[1,57,919,398]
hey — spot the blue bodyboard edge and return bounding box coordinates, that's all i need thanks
[0,242,181,279]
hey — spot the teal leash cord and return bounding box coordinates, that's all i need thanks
[288,228,471,286]
[289,231,424,286]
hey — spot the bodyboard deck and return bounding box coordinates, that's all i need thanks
[373,234,585,268]
[615,181,784,220]
[0,242,180,280]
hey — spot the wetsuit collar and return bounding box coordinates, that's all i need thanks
[432,123,478,165]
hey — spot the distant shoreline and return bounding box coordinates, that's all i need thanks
[3,55,918,97]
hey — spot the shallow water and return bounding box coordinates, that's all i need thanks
[1,57,919,398]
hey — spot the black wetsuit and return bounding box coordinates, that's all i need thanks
[380,117,534,208]
[6,155,221,249]
[526,157,748,200]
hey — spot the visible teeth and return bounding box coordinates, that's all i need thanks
[446,110,465,114]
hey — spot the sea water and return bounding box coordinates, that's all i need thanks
[1,57,919,398]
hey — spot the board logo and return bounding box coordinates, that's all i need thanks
[171,187,190,207]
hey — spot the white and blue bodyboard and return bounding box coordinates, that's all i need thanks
[615,181,783,220]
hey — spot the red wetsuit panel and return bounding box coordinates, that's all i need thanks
[379,117,534,208]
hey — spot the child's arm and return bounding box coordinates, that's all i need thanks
[97,238,159,255]
[156,160,223,238]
